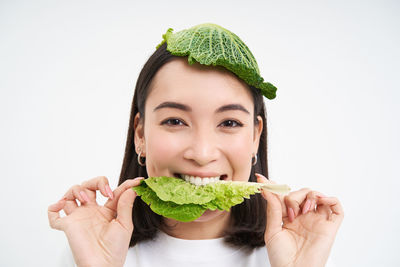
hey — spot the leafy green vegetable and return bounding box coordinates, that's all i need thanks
[203,181,261,211]
[156,23,277,100]
[133,181,207,222]
[144,175,215,205]
[132,176,263,222]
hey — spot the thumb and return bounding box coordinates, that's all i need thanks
[116,188,137,233]
[256,174,283,239]
[264,191,284,237]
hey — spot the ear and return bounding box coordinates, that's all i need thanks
[253,115,263,153]
[134,113,145,155]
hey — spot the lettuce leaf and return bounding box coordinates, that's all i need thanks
[203,181,261,211]
[155,23,277,100]
[144,175,215,205]
[132,176,262,222]
[133,181,206,222]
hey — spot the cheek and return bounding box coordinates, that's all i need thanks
[144,128,184,176]
[221,131,254,182]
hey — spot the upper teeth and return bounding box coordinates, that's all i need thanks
[181,174,221,186]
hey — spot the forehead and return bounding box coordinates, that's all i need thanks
[146,58,254,109]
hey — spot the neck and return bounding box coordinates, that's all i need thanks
[161,210,231,240]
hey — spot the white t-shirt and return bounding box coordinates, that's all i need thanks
[63,231,336,267]
[125,231,270,267]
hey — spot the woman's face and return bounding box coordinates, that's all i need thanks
[134,58,262,222]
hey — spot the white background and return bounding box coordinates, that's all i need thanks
[1,0,399,266]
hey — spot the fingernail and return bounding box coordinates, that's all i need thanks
[302,199,311,214]
[288,207,295,222]
[255,173,266,181]
[59,196,67,202]
[105,185,114,199]
[80,191,90,202]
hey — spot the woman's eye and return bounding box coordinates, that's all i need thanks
[161,118,186,126]
[219,120,243,128]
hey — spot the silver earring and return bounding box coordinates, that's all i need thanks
[137,151,146,166]
[252,154,258,166]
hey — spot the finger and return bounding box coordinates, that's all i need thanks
[255,173,287,217]
[255,173,277,185]
[63,184,88,204]
[255,173,284,198]
[316,201,332,219]
[284,189,326,221]
[63,199,78,215]
[316,197,344,223]
[255,174,284,239]
[115,187,137,233]
[283,188,310,220]
[309,198,317,212]
[81,176,113,200]
[301,191,326,214]
[263,190,284,240]
[48,198,67,230]
[104,177,144,213]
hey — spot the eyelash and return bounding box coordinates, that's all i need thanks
[219,119,243,128]
[160,118,243,128]
[161,118,187,126]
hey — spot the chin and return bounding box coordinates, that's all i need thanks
[192,209,228,222]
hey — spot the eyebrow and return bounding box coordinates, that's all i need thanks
[153,102,192,112]
[153,101,250,114]
[216,104,250,114]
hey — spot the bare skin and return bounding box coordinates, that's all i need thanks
[257,173,344,267]
[48,177,143,267]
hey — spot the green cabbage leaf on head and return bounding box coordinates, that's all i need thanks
[156,23,277,100]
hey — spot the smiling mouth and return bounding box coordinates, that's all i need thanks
[174,173,228,186]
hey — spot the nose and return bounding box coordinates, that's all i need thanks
[183,128,220,166]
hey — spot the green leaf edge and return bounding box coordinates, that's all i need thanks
[132,180,207,222]
[132,177,262,222]
[155,25,277,100]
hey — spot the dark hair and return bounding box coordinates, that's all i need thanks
[118,42,269,248]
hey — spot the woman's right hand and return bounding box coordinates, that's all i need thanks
[48,176,144,267]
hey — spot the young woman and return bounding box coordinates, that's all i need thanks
[48,24,344,267]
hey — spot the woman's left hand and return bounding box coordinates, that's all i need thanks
[256,173,344,267]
